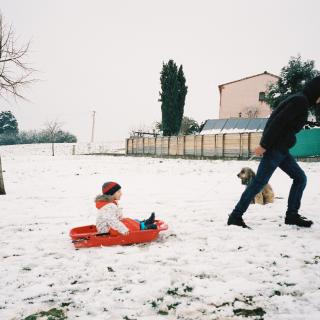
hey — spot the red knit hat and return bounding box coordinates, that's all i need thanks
[102,181,121,195]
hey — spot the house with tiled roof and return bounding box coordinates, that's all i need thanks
[218,71,279,119]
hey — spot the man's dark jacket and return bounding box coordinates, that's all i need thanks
[260,76,320,151]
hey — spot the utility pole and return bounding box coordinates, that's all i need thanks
[91,110,96,143]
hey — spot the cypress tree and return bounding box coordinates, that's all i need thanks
[177,65,188,133]
[159,60,188,136]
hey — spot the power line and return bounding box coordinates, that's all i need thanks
[91,110,96,143]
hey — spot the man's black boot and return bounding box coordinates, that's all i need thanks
[285,213,313,227]
[227,214,250,229]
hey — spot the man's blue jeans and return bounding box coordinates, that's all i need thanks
[232,149,307,217]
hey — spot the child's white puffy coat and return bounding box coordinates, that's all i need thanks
[95,196,129,235]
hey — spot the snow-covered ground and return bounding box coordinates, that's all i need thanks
[0,143,320,320]
[74,141,126,155]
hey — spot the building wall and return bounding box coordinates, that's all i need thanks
[219,73,278,119]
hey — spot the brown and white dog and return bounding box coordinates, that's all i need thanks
[237,167,274,205]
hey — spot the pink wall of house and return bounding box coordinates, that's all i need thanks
[218,72,279,119]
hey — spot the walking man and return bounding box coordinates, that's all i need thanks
[228,76,320,228]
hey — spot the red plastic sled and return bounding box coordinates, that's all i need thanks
[70,219,168,248]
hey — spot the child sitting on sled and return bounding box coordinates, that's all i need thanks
[95,181,157,235]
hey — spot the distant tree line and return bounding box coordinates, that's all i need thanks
[0,111,77,145]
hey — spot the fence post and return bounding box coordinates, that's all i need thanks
[248,133,251,158]
[214,134,217,157]
[222,134,225,158]
[200,135,204,157]
[239,134,243,158]
[161,137,163,156]
[125,139,129,155]
[176,136,178,156]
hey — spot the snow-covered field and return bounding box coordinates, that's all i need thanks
[0,143,319,320]
[74,141,126,155]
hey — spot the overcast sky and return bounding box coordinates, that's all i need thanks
[1,0,320,142]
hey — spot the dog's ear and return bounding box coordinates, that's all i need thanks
[248,168,256,179]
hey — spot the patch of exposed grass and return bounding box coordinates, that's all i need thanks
[22,267,31,271]
[166,283,193,297]
[233,307,266,318]
[23,308,67,320]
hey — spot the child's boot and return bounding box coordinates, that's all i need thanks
[145,223,157,230]
[144,212,155,225]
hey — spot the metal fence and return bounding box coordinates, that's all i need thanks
[290,128,320,157]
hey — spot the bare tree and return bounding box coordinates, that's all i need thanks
[45,121,62,156]
[244,106,259,118]
[0,13,35,99]
[128,123,152,137]
[0,13,35,194]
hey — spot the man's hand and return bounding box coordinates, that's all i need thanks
[254,145,266,156]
